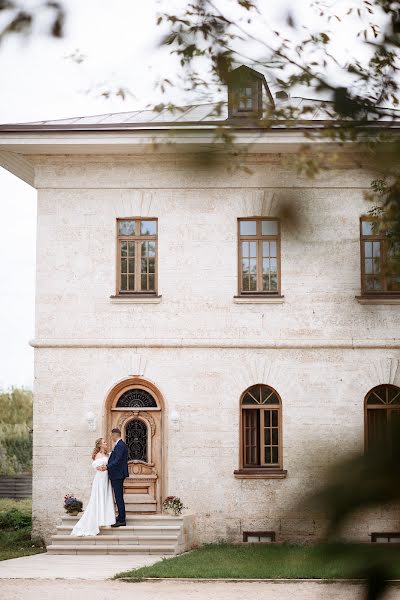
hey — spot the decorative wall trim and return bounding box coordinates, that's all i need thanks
[30,338,400,350]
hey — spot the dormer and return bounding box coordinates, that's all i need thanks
[227,65,275,120]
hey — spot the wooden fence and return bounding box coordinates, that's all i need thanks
[0,475,32,499]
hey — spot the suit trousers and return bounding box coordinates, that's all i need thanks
[110,478,126,523]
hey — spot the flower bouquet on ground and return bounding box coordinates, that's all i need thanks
[63,493,83,516]
[162,495,187,516]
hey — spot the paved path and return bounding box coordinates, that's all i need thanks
[2,579,400,600]
[0,553,167,579]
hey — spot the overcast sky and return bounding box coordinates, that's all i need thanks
[0,0,377,389]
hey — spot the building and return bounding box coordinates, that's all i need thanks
[1,65,400,552]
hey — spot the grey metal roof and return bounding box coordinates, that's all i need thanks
[0,97,398,131]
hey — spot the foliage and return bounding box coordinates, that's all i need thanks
[63,493,83,514]
[0,388,32,475]
[0,499,44,561]
[115,541,400,580]
[157,0,400,267]
[162,495,187,515]
[0,1,65,45]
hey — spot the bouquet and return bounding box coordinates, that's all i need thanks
[162,495,187,515]
[63,493,83,515]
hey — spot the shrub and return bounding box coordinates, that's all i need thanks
[0,508,31,530]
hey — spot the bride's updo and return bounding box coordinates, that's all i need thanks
[91,437,103,460]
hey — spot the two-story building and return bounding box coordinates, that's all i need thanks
[1,65,399,553]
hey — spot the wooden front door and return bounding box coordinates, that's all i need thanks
[106,379,163,513]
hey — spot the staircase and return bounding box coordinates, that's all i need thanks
[46,513,195,555]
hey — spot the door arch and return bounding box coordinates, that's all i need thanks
[104,377,164,513]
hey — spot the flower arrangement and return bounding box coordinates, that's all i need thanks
[63,493,83,516]
[162,495,187,515]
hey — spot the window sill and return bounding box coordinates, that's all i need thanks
[233,295,285,304]
[355,295,400,305]
[110,295,162,304]
[234,468,288,480]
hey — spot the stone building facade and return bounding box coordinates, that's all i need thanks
[1,66,400,545]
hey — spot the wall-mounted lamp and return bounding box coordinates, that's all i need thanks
[170,409,180,428]
[86,411,97,432]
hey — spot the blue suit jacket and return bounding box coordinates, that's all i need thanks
[107,439,129,481]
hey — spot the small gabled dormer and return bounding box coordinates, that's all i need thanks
[227,65,274,120]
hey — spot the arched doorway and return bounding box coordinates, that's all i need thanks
[104,377,164,513]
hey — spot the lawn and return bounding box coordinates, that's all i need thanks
[0,498,45,561]
[116,542,400,580]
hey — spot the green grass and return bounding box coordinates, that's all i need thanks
[0,499,45,561]
[116,542,400,580]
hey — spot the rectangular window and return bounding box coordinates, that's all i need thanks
[360,217,400,295]
[238,218,281,295]
[116,218,158,295]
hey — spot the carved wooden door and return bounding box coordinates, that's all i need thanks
[108,384,163,513]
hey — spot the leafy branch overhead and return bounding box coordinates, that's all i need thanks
[0,0,65,45]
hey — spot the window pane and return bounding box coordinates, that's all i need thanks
[128,259,135,273]
[272,410,278,427]
[120,275,127,291]
[140,220,157,236]
[118,220,135,236]
[249,241,257,257]
[373,241,380,257]
[121,241,127,257]
[365,258,373,274]
[362,220,375,236]
[148,257,155,273]
[249,258,257,274]
[148,241,156,256]
[272,446,279,463]
[128,275,134,290]
[128,242,135,257]
[270,274,278,290]
[249,274,257,291]
[148,274,155,290]
[121,258,127,274]
[272,429,278,445]
[264,447,271,464]
[270,241,277,257]
[141,241,148,257]
[141,258,148,272]
[242,274,250,291]
[270,258,277,274]
[141,274,148,289]
[242,260,249,274]
[240,221,257,236]
[364,241,372,258]
[262,220,278,236]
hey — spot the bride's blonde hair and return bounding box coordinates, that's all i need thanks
[92,437,104,460]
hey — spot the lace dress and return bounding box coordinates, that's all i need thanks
[70,455,116,536]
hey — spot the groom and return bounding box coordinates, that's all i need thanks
[98,427,129,527]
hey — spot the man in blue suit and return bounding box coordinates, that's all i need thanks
[103,427,129,527]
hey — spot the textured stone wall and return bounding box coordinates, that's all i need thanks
[30,152,400,543]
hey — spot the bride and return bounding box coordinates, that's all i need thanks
[70,437,116,536]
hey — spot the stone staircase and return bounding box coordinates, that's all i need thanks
[46,513,195,555]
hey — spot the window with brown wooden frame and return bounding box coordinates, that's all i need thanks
[116,218,158,295]
[237,218,281,296]
[235,384,285,477]
[365,384,400,456]
[360,217,400,296]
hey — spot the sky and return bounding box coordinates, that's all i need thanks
[0,0,380,389]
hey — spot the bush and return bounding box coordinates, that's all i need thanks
[0,388,33,475]
[0,507,32,530]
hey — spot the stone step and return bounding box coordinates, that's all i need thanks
[51,534,178,545]
[47,544,175,555]
[61,514,185,527]
[56,525,181,535]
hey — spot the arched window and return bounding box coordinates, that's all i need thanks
[116,388,157,408]
[235,384,284,476]
[365,384,400,452]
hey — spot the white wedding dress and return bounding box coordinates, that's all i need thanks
[70,455,116,536]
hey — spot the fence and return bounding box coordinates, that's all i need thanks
[0,475,32,499]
